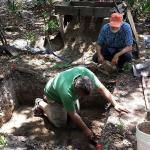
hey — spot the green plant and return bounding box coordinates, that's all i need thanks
[45,20,59,33]
[25,32,37,46]
[34,0,46,5]
[42,11,49,19]
[7,0,22,14]
[35,0,57,35]
[123,63,132,73]
[117,124,124,134]
[47,0,54,5]
[34,0,55,5]
[117,119,125,135]
[126,0,135,6]
[42,11,59,34]
[0,135,7,148]
[51,63,71,70]
[127,0,150,13]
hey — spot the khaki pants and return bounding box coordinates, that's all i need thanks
[40,98,80,128]
[44,102,67,127]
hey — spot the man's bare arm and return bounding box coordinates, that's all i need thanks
[97,83,117,107]
[96,44,104,64]
[111,45,132,65]
[97,83,129,113]
[116,45,132,57]
[68,111,93,138]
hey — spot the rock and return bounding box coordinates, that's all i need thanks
[107,116,120,125]
[86,61,117,75]
[128,148,133,150]
[98,60,117,75]
[0,74,4,79]
[34,36,45,50]
[123,139,132,147]
[11,39,29,51]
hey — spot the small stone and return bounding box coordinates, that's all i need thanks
[123,139,132,147]
[50,131,55,135]
[67,145,73,150]
[0,74,4,79]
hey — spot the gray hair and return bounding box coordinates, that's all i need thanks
[74,76,93,95]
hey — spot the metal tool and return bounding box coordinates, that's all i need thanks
[132,63,150,120]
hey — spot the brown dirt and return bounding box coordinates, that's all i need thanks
[0,1,150,150]
[0,59,110,150]
[1,107,107,149]
[139,122,150,135]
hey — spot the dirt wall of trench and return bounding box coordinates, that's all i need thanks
[0,70,46,127]
[0,68,112,128]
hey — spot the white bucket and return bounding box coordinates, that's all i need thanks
[136,121,150,150]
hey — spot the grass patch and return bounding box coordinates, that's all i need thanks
[123,63,132,73]
[50,63,72,70]
[117,119,125,135]
[0,134,7,148]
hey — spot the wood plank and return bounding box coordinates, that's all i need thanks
[126,9,139,56]
[80,7,93,16]
[70,1,121,7]
[94,7,112,17]
[55,5,112,17]
[0,45,20,56]
[142,76,150,111]
[56,15,65,44]
[55,1,123,16]
[55,5,79,15]
[127,9,139,43]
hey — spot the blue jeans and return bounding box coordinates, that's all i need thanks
[92,47,132,69]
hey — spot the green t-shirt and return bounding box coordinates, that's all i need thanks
[44,66,102,112]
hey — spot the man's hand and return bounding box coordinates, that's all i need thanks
[111,54,119,65]
[98,54,104,64]
[83,128,93,139]
[114,103,129,113]
[68,112,94,139]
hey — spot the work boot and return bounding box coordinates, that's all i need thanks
[32,98,44,116]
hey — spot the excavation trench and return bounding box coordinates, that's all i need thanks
[0,69,114,150]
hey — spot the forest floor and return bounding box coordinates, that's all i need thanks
[0,1,150,150]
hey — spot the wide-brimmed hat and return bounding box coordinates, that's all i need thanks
[110,13,123,28]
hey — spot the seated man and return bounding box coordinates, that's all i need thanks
[33,66,128,139]
[93,13,133,71]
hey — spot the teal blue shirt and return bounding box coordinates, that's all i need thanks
[97,22,133,48]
